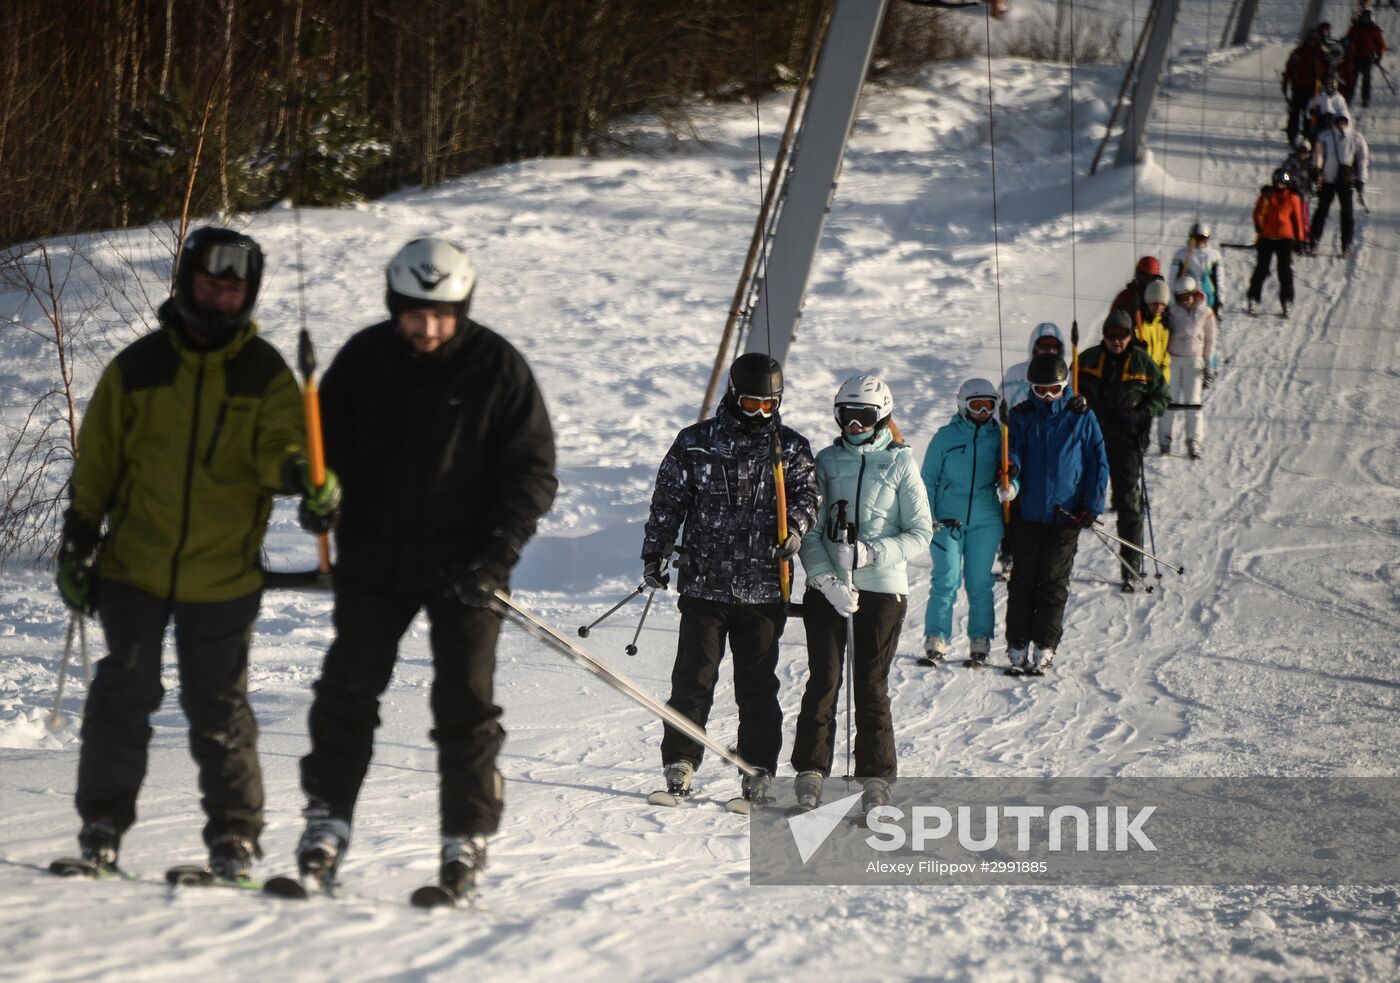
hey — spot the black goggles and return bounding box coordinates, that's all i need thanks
[196,242,255,280]
[836,404,881,429]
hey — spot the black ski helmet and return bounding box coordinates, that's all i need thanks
[728,353,783,401]
[172,227,263,346]
[1272,167,1291,186]
[1026,353,1069,386]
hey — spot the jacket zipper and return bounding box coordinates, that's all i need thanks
[965,426,979,528]
[202,401,229,467]
[168,357,207,601]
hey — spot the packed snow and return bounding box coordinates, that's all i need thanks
[1,2,1397,980]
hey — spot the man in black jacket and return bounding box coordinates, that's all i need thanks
[296,237,557,898]
[1075,310,1169,591]
[642,353,818,805]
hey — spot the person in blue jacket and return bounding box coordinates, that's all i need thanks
[792,375,933,813]
[1004,354,1109,673]
[921,379,1017,666]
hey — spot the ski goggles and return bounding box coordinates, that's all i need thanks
[1103,328,1132,343]
[1033,340,1063,355]
[195,242,255,280]
[1031,381,1067,399]
[737,394,779,415]
[964,397,997,414]
[836,403,882,429]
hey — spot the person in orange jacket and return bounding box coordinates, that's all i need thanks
[1247,169,1307,317]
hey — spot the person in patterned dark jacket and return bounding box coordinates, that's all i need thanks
[641,353,818,804]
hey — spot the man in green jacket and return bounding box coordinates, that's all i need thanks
[1075,309,1169,590]
[55,227,335,879]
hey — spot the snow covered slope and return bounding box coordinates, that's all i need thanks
[2,3,1397,980]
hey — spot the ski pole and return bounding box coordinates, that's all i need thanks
[298,329,332,577]
[77,615,91,684]
[624,589,656,656]
[1056,507,1183,574]
[1000,424,1012,525]
[1378,61,1397,95]
[1138,457,1163,585]
[771,428,791,604]
[577,584,646,638]
[1087,525,1153,593]
[46,614,77,733]
[1071,321,1080,394]
[488,588,757,777]
[1358,187,1370,215]
[832,499,857,782]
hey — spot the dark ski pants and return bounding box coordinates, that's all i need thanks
[1247,239,1296,305]
[1286,91,1310,146]
[791,588,906,780]
[76,579,264,847]
[301,579,505,837]
[1107,440,1146,580]
[660,596,786,775]
[1005,519,1081,651]
[1312,182,1355,250]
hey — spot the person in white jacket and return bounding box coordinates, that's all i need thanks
[1162,276,1218,460]
[1305,77,1350,142]
[1310,112,1371,257]
[1170,224,1226,320]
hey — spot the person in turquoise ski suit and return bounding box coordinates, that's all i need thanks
[920,379,1017,663]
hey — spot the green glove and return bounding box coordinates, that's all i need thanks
[286,454,341,527]
[56,512,100,615]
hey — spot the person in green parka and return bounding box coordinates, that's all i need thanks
[920,379,1017,665]
[54,227,337,880]
[792,375,933,814]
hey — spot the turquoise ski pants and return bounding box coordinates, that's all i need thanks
[923,519,1001,641]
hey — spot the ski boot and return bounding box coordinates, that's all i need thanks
[741,768,774,807]
[920,634,948,666]
[1027,645,1055,675]
[968,638,992,665]
[859,779,892,820]
[1247,298,1259,316]
[77,819,120,872]
[1159,439,1171,456]
[663,760,694,799]
[1187,439,1202,461]
[208,835,257,881]
[793,770,824,811]
[1005,643,1030,675]
[1340,243,1350,259]
[1282,301,1294,318]
[439,835,488,899]
[296,805,351,887]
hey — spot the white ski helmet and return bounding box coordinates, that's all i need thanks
[386,237,477,321]
[1173,275,1198,298]
[1190,222,1212,240]
[1144,279,1171,306]
[833,374,894,432]
[956,378,1000,420]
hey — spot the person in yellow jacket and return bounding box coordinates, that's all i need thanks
[54,227,335,881]
[1132,279,1172,453]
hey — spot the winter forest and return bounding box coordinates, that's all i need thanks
[2,0,1398,980]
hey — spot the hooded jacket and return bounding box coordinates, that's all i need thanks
[1314,121,1370,185]
[70,301,304,602]
[1000,322,1070,413]
[799,426,933,595]
[921,411,1011,533]
[643,405,818,605]
[1170,245,1225,310]
[1007,396,1108,525]
[1166,295,1218,359]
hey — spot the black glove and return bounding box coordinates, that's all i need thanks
[774,531,802,560]
[56,510,100,615]
[642,555,669,590]
[938,518,963,531]
[447,558,510,608]
[1072,508,1098,529]
[1067,395,1089,414]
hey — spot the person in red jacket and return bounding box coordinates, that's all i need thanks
[1110,256,1164,321]
[1345,10,1389,107]
[1284,31,1332,145]
[1247,169,1307,317]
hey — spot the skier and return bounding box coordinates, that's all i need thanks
[1004,355,1108,671]
[1283,29,1332,146]
[791,376,932,811]
[1170,224,1225,321]
[1075,310,1169,589]
[1131,280,1172,455]
[1248,169,1307,316]
[1305,76,1350,144]
[1164,276,1218,460]
[642,353,818,808]
[1310,112,1370,258]
[295,238,557,899]
[1280,143,1316,243]
[998,321,1069,579]
[1344,9,1388,107]
[56,227,316,879]
[920,379,1014,667]
[1109,256,1166,322]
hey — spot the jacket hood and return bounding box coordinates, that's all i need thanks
[1026,322,1067,359]
[157,298,259,356]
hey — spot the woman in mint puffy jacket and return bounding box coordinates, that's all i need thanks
[792,375,933,814]
[921,379,1017,665]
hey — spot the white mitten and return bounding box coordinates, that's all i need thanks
[832,540,872,572]
[811,573,860,617]
[996,483,1017,503]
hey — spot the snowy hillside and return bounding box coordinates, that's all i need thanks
[2,2,1397,980]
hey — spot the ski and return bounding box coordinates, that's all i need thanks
[165,864,263,892]
[724,796,776,815]
[1003,667,1025,677]
[48,857,131,881]
[963,658,987,669]
[263,875,313,900]
[915,655,943,668]
[646,789,687,808]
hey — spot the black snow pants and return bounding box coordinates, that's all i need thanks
[300,578,505,837]
[1312,182,1355,251]
[1106,438,1146,580]
[791,588,906,780]
[660,596,787,775]
[1286,91,1310,146]
[1005,519,1082,651]
[1247,239,1296,304]
[77,579,264,846]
